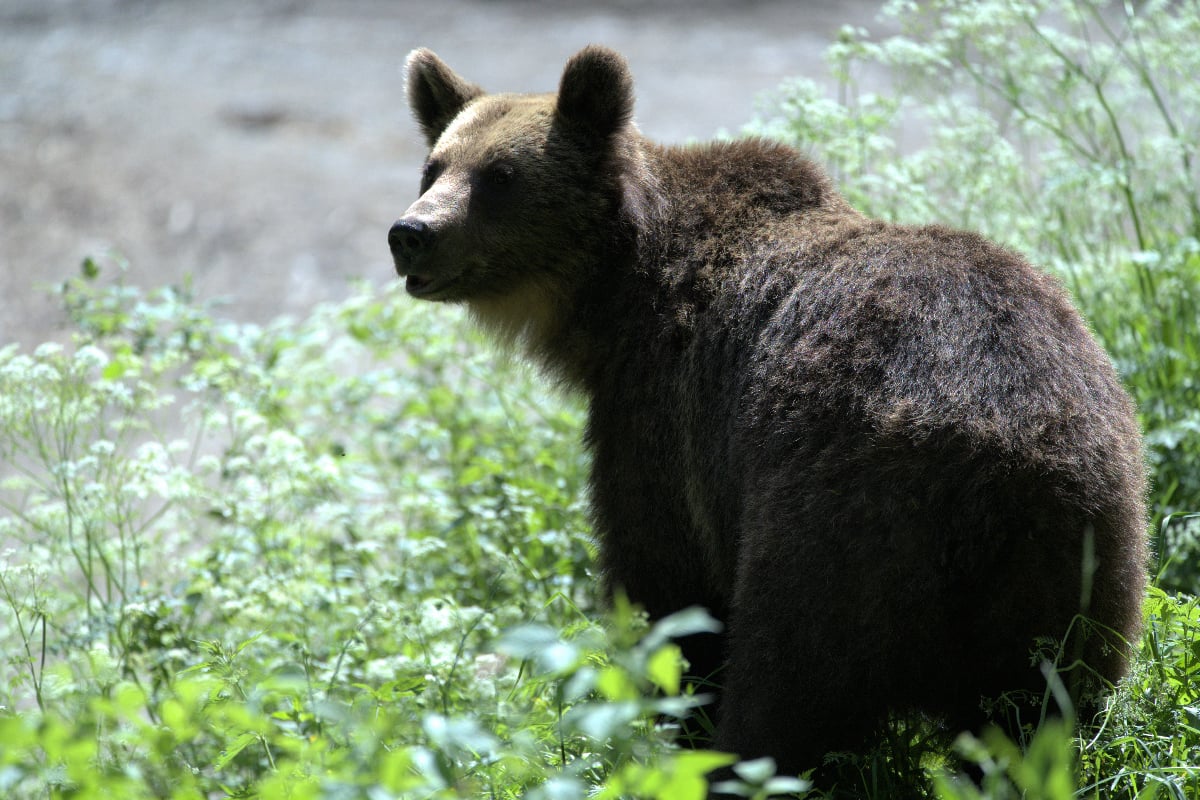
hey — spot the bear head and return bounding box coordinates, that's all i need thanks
[390,46,651,347]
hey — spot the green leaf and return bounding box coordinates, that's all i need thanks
[497,624,579,673]
[647,643,682,695]
[566,701,640,741]
[101,358,127,380]
[640,606,723,653]
[214,732,258,770]
[733,756,777,784]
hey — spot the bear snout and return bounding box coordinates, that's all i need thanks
[388,217,433,274]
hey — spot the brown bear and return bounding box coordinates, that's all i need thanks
[388,45,1149,778]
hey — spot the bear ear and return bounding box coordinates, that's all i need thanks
[405,48,485,147]
[555,45,635,140]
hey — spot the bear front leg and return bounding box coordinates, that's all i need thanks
[599,523,730,727]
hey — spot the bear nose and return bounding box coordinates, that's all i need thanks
[388,218,432,261]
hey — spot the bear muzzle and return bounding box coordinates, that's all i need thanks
[389,217,432,266]
[388,217,443,297]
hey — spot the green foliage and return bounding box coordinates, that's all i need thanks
[749,0,1200,590]
[0,264,732,798]
[1075,588,1200,797]
[928,591,1200,800]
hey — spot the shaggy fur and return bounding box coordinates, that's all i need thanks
[389,45,1149,777]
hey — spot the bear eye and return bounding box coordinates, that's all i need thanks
[483,162,514,186]
[420,159,443,194]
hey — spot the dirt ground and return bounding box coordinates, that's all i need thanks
[1,0,888,347]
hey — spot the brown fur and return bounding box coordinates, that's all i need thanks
[389,46,1149,778]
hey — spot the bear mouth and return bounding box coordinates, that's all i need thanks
[405,273,454,300]
[405,274,434,296]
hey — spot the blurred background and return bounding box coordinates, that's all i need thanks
[0,0,888,347]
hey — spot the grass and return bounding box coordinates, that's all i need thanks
[2,0,1200,797]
